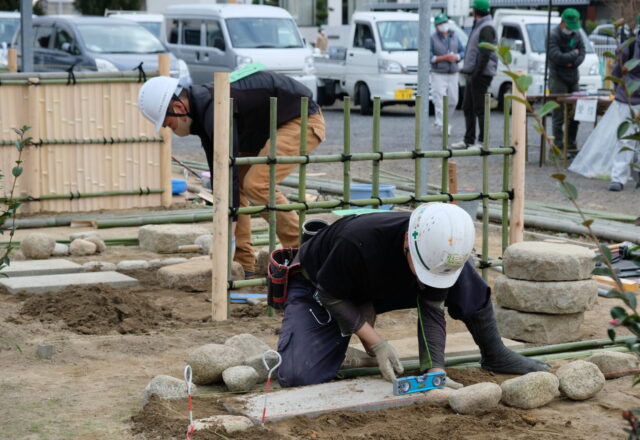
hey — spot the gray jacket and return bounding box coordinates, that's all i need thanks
[461,15,497,77]
[430,31,464,74]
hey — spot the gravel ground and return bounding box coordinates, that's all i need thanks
[171,102,638,218]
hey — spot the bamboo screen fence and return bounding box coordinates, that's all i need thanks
[0,71,169,213]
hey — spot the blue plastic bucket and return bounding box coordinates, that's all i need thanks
[350,184,396,210]
[171,178,187,195]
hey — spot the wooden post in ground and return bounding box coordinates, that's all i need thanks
[448,161,458,204]
[509,75,526,244]
[7,49,17,73]
[158,54,172,208]
[212,72,231,321]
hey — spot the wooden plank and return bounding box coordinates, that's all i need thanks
[593,275,638,293]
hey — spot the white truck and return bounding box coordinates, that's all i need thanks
[489,9,602,107]
[315,11,468,115]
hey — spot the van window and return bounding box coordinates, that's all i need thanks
[353,23,374,48]
[34,25,54,49]
[225,18,303,49]
[501,24,524,51]
[0,17,18,45]
[377,21,418,50]
[77,23,165,54]
[205,21,225,51]
[527,24,594,53]
[54,28,77,54]
[182,20,202,46]
[168,20,179,44]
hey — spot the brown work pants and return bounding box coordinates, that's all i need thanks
[234,112,325,273]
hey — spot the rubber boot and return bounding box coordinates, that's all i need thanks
[463,302,550,374]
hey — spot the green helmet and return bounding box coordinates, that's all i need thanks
[470,0,490,13]
[435,13,449,26]
[561,8,581,30]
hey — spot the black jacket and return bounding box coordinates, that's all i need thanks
[547,25,585,85]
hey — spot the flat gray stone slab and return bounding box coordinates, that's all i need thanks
[0,259,83,277]
[0,271,138,294]
[225,377,449,423]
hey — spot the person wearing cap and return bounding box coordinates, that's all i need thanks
[453,0,498,150]
[137,71,325,276]
[430,13,466,135]
[548,8,585,157]
[276,203,550,387]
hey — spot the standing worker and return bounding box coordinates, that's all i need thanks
[275,204,550,387]
[138,70,326,276]
[315,26,329,54]
[548,8,585,158]
[430,13,465,135]
[453,0,497,149]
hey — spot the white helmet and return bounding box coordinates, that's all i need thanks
[138,76,181,132]
[408,203,475,289]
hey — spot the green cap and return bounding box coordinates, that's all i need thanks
[561,8,581,30]
[435,13,449,26]
[470,0,490,13]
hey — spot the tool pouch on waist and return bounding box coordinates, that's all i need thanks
[267,248,301,309]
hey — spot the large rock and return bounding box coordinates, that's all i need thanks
[225,334,271,358]
[222,366,259,392]
[148,257,188,269]
[586,352,640,379]
[83,261,117,272]
[139,224,210,253]
[51,243,69,257]
[501,372,559,409]
[496,306,584,344]
[117,260,150,271]
[195,234,212,254]
[158,259,211,291]
[187,344,245,385]
[69,239,97,256]
[143,375,195,404]
[503,242,595,281]
[84,236,106,253]
[193,415,253,433]
[495,276,598,314]
[69,231,102,242]
[255,248,270,276]
[448,382,502,415]
[556,360,605,400]
[20,233,56,259]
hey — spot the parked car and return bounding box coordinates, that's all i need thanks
[12,15,190,84]
[163,3,316,93]
[105,11,165,41]
[0,11,20,68]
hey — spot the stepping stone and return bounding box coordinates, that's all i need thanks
[0,271,138,294]
[349,332,524,359]
[225,377,450,423]
[0,259,83,277]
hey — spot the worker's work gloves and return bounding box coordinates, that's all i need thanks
[371,340,404,382]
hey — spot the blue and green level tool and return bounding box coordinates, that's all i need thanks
[392,371,446,396]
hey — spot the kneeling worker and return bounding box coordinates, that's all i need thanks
[277,203,549,387]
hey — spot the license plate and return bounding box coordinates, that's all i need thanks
[394,88,413,100]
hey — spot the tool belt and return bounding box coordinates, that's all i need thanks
[267,248,301,309]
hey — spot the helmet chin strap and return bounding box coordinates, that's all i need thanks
[166,94,192,118]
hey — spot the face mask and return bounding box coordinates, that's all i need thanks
[561,27,573,35]
[437,24,449,33]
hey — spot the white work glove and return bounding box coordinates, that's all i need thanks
[370,340,404,382]
[445,376,464,390]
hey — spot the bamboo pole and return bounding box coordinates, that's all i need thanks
[212,72,231,321]
[414,95,422,198]
[481,93,491,279]
[502,97,511,252]
[343,97,351,206]
[25,77,42,214]
[447,162,457,203]
[268,97,277,252]
[441,95,449,194]
[372,97,381,204]
[158,54,172,208]
[509,76,527,244]
[297,97,308,239]
[7,48,17,73]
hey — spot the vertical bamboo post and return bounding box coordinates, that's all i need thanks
[158,54,172,208]
[24,77,41,213]
[562,102,569,168]
[343,97,351,206]
[510,78,526,244]
[227,99,234,308]
[481,94,491,279]
[268,97,277,252]
[414,95,422,199]
[372,97,381,205]
[297,97,308,239]
[448,162,457,202]
[212,72,231,321]
[7,48,17,73]
[441,95,449,194]
[502,97,511,253]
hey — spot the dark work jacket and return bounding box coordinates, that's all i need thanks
[612,31,640,105]
[187,70,319,214]
[547,25,585,85]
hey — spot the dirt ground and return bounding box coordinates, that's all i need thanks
[0,221,639,440]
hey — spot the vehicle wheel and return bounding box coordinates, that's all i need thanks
[317,82,336,107]
[359,84,373,115]
[497,82,512,112]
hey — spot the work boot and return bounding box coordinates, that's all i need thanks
[463,302,551,374]
[608,182,624,192]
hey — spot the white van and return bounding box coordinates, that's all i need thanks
[106,11,165,41]
[0,11,20,68]
[164,3,316,95]
[489,9,601,105]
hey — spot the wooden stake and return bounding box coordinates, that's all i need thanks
[448,161,457,205]
[510,75,526,244]
[7,48,17,73]
[158,53,172,208]
[212,72,231,321]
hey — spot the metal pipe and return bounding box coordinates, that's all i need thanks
[414,95,423,198]
[343,97,352,205]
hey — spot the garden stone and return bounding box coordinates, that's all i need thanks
[496,306,584,343]
[501,372,559,409]
[143,375,194,404]
[158,259,210,291]
[70,239,97,256]
[586,352,640,379]
[231,262,245,281]
[20,233,56,259]
[503,241,595,281]
[225,334,271,359]
[148,257,188,269]
[222,366,259,392]
[83,261,117,272]
[51,243,69,257]
[187,344,245,385]
[195,234,212,254]
[448,382,502,415]
[69,231,102,242]
[243,353,279,383]
[255,248,270,276]
[139,224,209,253]
[84,236,106,253]
[556,360,605,400]
[495,276,598,314]
[117,260,150,271]
[193,415,253,433]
